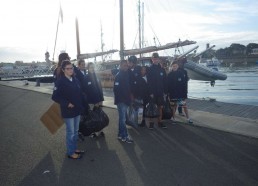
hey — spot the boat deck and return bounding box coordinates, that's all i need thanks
[187,98,258,120]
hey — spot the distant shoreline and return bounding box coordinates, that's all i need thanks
[218,55,258,65]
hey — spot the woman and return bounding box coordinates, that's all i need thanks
[82,62,104,137]
[52,60,85,159]
[53,53,70,83]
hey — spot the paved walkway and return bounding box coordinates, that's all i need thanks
[1,80,258,139]
[0,84,258,186]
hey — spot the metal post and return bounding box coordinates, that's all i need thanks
[119,0,124,61]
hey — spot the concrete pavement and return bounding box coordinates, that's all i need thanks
[0,84,258,185]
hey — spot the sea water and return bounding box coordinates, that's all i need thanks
[188,64,258,106]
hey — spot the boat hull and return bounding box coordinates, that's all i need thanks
[184,61,227,81]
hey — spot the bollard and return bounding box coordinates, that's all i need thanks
[36,79,40,86]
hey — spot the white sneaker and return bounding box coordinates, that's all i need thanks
[170,117,176,122]
[188,119,193,124]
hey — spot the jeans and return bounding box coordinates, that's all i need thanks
[64,115,80,156]
[117,103,128,139]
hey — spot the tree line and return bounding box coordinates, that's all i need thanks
[215,43,258,58]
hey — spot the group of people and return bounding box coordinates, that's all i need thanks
[51,51,193,160]
[113,52,193,143]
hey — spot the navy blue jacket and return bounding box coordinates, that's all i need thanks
[134,76,150,104]
[113,70,131,105]
[147,64,167,97]
[82,72,104,104]
[128,66,141,97]
[52,76,84,118]
[167,69,188,99]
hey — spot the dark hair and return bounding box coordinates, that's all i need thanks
[57,53,70,67]
[78,59,85,66]
[128,55,137,64]
[152,52,159,58]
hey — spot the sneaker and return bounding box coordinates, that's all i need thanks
[98,131,105,137]
[90,133,97,138]
[122,136,133,143]
[170,117,176,122]
[149,122,154,130]
[188,119,193,124]
[158,122,167,129]
[117,135,122,140]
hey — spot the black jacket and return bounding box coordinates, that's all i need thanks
[167,69,188,99]
[134,75,150,103]
[52,76,84,118]
[113,70,131,105]
[82,72,104,104]
[128,66,141,97]
[147,64,167,97]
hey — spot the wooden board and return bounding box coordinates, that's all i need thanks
[40,102,64,134]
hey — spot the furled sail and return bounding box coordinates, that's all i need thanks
[123,40,196,56]
[78,49,118,59]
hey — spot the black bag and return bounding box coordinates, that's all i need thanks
[144,98,159,118]
[162,96,173,119]
[79,106,109,136]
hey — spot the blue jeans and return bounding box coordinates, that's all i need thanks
[64,115,80,156]
[117,103,128,139]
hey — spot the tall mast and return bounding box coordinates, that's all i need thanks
[52,6,62,61]
[100,22,104,62]
[141,2,144,50]
[138,0,142,58]
[75,17,81,58]
[119,0,124,60]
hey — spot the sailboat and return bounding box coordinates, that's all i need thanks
[74,0,197,88]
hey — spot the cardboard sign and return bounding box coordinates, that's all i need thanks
[40,102,64,134]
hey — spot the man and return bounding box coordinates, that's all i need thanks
[77,59,87,76]
[167,61,193,124]
[127,55,141,100]
[177,58,188,116]
[146,52,167,129]
[113,60,133,143]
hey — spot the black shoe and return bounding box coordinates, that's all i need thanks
[98,131,105,137]
[139,120,146,127]
[149,122,154,130]
[75,150,85,155]
[67,154,83,160]
[158,122,167,129]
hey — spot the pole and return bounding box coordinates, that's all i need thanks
[142,2,144,50]
[52,10,60,61]
[101,22,104,62]
[75,17,81,59]
[119,0,124,60]
[138,0,142,58]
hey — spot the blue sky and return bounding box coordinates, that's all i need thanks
[0,0,257,62]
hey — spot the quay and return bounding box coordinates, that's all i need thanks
[0,81,258,186]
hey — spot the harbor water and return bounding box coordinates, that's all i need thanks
[188,64,258,106]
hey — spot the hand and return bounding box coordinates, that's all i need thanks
[68,103,74,108]
[150,94,154,98]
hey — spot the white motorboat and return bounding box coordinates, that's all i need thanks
[184,60,227,82]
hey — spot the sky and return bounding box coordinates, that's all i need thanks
[0,0,258,63]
